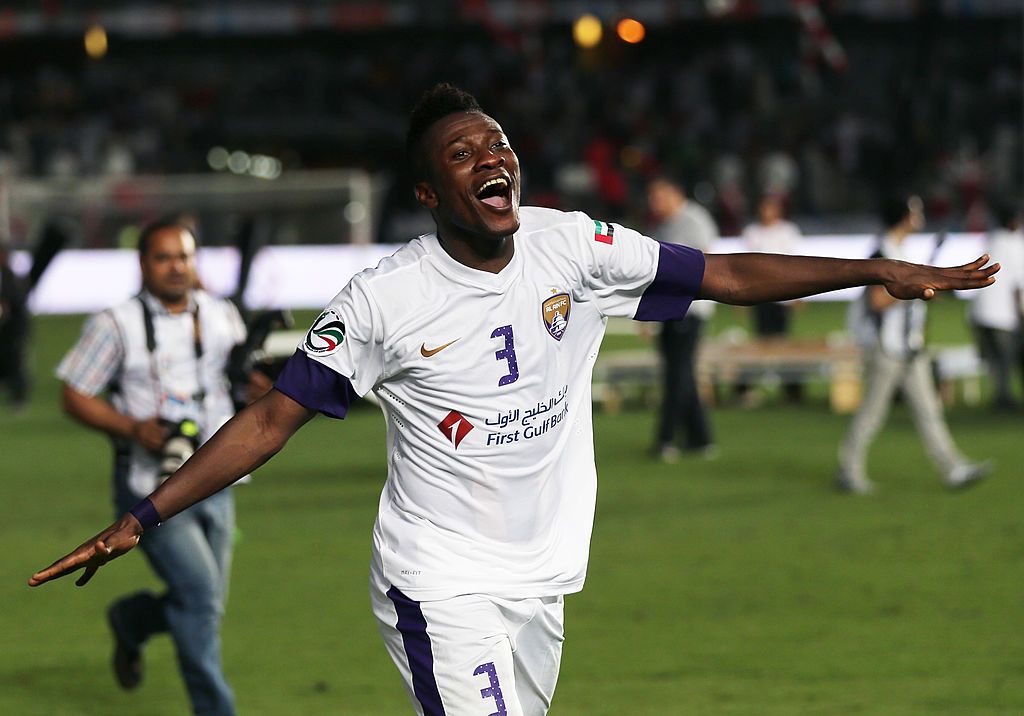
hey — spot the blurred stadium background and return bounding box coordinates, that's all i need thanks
[1,2,1022,714]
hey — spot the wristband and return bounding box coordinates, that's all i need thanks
[129,497,163,531]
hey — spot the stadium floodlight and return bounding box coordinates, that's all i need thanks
[573,14,602,48]
[84,25,108,59]
[616,18,645,44]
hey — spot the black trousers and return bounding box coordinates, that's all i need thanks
[657,315,713,450]
[973,323,1019,408]
[0,325,29,406]
[754,302,790,336]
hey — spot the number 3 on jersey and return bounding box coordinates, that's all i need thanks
[490,325,519,387]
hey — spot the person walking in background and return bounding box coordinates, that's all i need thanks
[646,176,717,461]
[739,194,805,403]
[0,221,70,411]
[837,195,993,494]
[55,221,250,715]
[968,203,1023,411]
[0,241,30,410]
[31,85,1000,715]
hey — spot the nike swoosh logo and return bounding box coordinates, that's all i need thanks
[420,338,460,357]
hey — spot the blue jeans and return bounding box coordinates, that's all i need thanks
[113,487,236,716]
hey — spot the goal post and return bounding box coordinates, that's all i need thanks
[0,168,379,250]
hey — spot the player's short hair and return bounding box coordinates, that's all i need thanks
[879,194,914,229]
[406,83,483,181]
[138,219,198,258]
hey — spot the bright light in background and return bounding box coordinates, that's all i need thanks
[227,150,251,174]
[248,154,282,179]
[84,25,108,59]
[344,201,367,224]
[250,154,273,177]
[573,14,602,49]
[207,146,229,170]
[209,147,281,179]
[616,18,645,44]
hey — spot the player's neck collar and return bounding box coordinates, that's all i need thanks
[423,232,522,291]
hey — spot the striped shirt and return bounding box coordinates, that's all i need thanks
[57,310,125,397]
[57,290,246,495]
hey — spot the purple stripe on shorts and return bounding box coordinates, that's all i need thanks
[273,350,358,420]
[386,586,445,716]
[634,241,706,321]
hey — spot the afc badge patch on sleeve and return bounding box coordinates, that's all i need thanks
[304,309,346,354]
[542,293,571,341]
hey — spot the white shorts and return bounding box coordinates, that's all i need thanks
[370,571,565,716]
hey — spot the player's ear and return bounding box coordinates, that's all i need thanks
[414,181,439,210]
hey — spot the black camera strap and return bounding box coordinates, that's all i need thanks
[138,294,207,410]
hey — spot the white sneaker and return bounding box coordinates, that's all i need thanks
[657,445,681,464]
[946,461,993,490]
[835,468,874,495]
[693,444,718,461]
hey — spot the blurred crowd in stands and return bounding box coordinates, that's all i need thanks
[0,9,1020,244]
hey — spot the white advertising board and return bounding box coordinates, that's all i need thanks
[13,233,989,314]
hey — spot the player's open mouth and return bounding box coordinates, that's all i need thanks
[475,176,512,211]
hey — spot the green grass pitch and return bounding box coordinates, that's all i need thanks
[2,304,1021,714]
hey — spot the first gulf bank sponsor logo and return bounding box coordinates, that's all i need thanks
[485,385,569,446]
[304,309,346,354]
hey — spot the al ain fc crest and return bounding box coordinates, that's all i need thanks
[542,293,571,341]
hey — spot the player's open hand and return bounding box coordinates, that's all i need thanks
[28,513,143,588]
[884,255,999,301]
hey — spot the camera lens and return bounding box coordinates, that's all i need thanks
[157,419,200,483]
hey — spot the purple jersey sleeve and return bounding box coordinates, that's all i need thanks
[634,241,706,321]
[274,350,359,420]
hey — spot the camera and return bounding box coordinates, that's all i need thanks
[157,418,200,483]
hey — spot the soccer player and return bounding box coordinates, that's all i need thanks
[30,85,999,715]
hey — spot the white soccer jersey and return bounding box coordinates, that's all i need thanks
[969,228,1024,331]
[741,219,801,256]
[275,206,704,601]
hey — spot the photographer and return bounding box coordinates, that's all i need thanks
[56,221,253,716]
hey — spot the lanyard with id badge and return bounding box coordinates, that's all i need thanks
[139,296,205,484]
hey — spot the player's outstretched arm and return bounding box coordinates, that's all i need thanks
[699,253,998,306]
[29,388,315,588]
[28,513,147,588]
